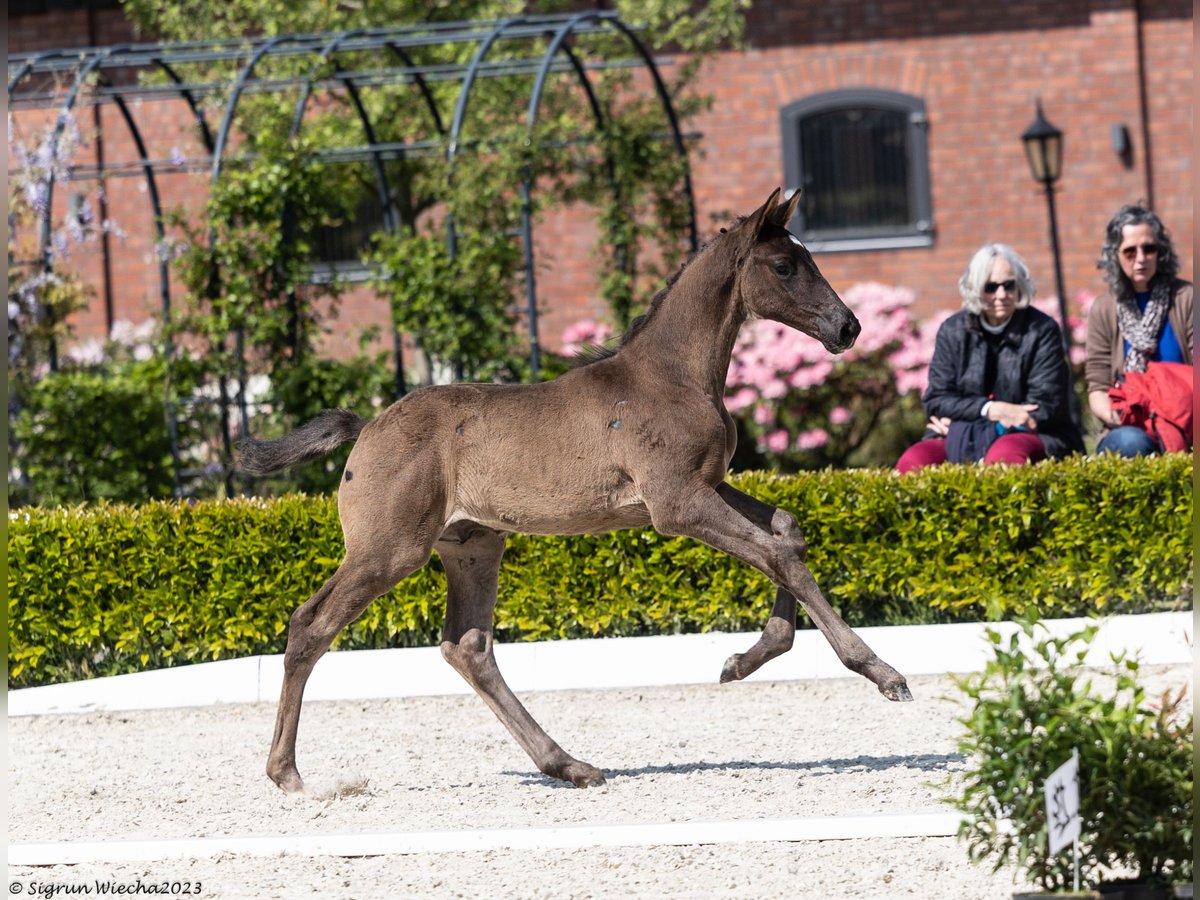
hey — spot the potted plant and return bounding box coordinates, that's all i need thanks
[946,620,1192,899]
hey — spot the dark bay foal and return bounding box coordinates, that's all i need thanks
[239,188,912,794]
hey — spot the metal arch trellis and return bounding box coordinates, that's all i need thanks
[518,10,699,374]
[7,12,698,498]
[280,28,450,406]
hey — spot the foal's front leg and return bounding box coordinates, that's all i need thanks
[437,527,606,788]
[651,483,912,701]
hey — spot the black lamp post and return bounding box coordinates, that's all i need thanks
[1022,100,1080,428]
[1021,100,1069,353]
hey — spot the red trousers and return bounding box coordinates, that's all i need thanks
[895,432,1047,474]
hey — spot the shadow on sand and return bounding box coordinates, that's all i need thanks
[506,751,963,787]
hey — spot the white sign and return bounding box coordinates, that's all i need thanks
[1045,750,1081,855]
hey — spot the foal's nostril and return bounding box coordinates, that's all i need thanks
[841,316,862,346]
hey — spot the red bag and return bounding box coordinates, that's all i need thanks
[1108,361,1194,452]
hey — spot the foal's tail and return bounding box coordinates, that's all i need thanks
[237,409,369,475]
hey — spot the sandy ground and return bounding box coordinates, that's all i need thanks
[8,665,1189,899]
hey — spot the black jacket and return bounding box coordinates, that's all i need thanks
[923,307,1083,459]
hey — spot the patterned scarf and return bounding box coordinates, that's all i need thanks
[1116,280,1171,373]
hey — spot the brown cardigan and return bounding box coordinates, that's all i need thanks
[1084,279,1193,394]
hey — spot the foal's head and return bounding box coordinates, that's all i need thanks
[730,189,860,354]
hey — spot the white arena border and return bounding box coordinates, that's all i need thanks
[9,611,1190,718]
[9,813,966,866]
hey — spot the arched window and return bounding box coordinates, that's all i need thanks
[781,89,933,252]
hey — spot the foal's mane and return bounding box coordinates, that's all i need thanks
[571,219,743,367]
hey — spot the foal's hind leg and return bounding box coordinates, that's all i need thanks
[266,546,430,793]
[715,483,798,684]
[438,526,606,788]
[720,587,797,683]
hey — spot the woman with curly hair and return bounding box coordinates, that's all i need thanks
[1086,205,1193,456]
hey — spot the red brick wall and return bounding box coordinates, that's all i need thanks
[7,5,136,52]
[1139,6,1194,273]
[9,0,1192,357]
[691,0,1193,317]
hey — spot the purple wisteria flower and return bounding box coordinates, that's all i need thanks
[51,230,70,262]
[16,271,61,313]
[25,181,49,217]
[153,237,188,262]
[65,337,106,366]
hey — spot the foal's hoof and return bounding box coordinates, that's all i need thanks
[552,760,606,788]
[879,680,914,702]
[569,764,607,788]
[267,764,306,794]
[719,653,744,684]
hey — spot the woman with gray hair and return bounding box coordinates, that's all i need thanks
[896,243,1083,472]
[1085,204,1193,456]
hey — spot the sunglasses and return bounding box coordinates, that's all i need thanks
[1120,243,1159,259]
[982,279,1017,294]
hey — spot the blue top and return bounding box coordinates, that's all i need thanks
[1125,291,1184,363]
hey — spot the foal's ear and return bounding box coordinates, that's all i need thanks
[738,187,782,255]
[772,188,803,230]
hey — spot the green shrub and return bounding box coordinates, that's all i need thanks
[739,454,1192,622]
[7,454,1192,688]
[10,358,206,507]
[947,620,1192,890]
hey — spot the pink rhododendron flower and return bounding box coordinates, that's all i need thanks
[787,359,832,389]
[1075,290,1097,317]
[718,281,976,466]
[764,429,790,453]
[760,378,789,399]
[796,428,829,450]
[561,320,614,356]
[725,387,758,412]
[840,283,917,357]
[894,368,928,397]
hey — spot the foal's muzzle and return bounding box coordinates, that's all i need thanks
[824,312,861,353]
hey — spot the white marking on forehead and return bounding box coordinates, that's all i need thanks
[789,234,804,247]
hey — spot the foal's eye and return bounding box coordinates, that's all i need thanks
[773,260,794,277]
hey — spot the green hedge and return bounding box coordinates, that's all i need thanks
[8,454,1192,688]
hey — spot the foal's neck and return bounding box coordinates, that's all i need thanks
[628,242,745,397]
